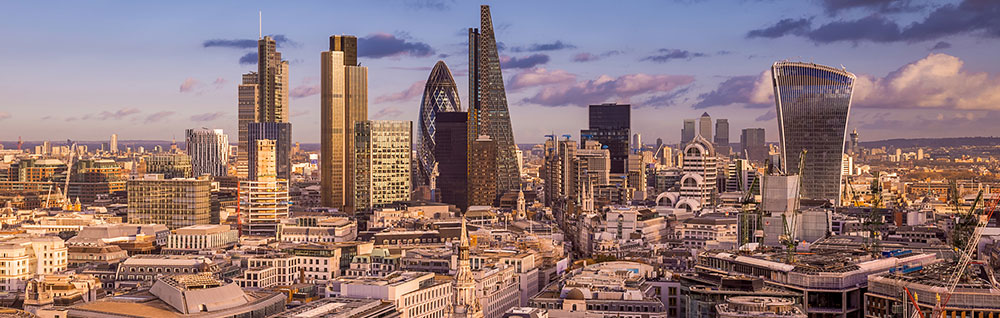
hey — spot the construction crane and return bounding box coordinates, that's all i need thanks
[906,189,998,318]
[42,140,77,210]
[779,149,807,261]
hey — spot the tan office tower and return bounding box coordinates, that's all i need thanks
[252,139,277,181]
[237,72,259,179]
[468,135,497,207]
[321,35,368,211]
[127,174,211,229]
[354,120,412,211]
[257,36,289,123]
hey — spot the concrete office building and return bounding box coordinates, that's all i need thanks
[145,153,192,179]
[126,174,211,229]
[354,120,412,211]
[185,128,229,177]
[321,35,368,211]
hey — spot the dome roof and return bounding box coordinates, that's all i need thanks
[565,288,586,300]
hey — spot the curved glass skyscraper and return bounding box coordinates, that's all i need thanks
[416,61,461,188]
[771,61,855,203]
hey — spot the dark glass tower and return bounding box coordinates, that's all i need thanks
[435,112,468,211]
[771,61,855,203]
[417,61,461,188]
[740,128,767,162]
[468,5,520,201]
[247,122,291,180]
[581,103,630,174]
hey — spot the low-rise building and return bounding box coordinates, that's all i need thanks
[528,261,666,318]
[328,271,452,318]
[271,297,400,318]
[164,224,237,253]
[0,236,68,291]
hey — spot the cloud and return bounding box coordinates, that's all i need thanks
[404,0,453,10]
[190,112,226,122]
[500,54,550,69]
[372,107,404,120]
[144,111,175,124]
[202,34,296,49]
[818,0,923,14]
[239,52,258,65]
[95,108,141,120]
[643,86,692,108]
[0,112,10,121]
[508,68,576,90]
[929,41,952,50]
[358,33,434,58]
[749,0,1000,44]
[375,80,426,103]
[755,110,777,121]
[521,73,695,107]
[747,18,813,38]
[692,72,772,109]
[291,85,320,99]
[572,50,623,62]
[212,77,227,87]
[179,78,201,93]
[641,49,708,63]
[852,53,1000,110]
[696,53,1000,111]
[511,41,576,52]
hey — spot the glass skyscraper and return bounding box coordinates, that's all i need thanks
[771,61,855,203]
[416,61,461,189]
[581,103,630,174]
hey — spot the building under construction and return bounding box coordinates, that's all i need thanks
[866,261,1000,318]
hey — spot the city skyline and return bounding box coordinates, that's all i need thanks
[3,1,1000,144]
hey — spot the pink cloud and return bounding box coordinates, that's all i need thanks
[179,78,201,93]
[522,73,695,107]
[372,107,404,120]
[508,68,576,91]
[375,80,426,104]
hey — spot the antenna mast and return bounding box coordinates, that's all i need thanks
[258,11,262,40]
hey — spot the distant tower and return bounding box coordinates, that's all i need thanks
[110,134,118,153]
[681,119,696,144]
[186,128,230,177]
[772,61,855,203]
[699,112,712,141]
[632,133,642,151]
[515,189,526,220]
[849,129,860,155]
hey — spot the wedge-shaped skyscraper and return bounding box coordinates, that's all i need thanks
[771,61,855,203]
[416,61,461,189]
[468,5,519,201]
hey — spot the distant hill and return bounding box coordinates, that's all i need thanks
[860,137,1000,149]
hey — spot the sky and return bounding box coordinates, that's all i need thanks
[2,0,1000,144]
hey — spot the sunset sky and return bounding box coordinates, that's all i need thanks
[2,0,999,144]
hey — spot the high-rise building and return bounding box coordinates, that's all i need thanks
[145,153,192,179]
[185,128,229,177]
[580,103,630,174]
[740,128,767,162]
[127,174,211,229]
[698,112,712,141]
[772,61,855,203]
[468,136,497,207]
[321,35,368,211]
[435,112,469,211]
[679,135,717,210]
[238,178,289,238]
[468,5,519,200]
[354,120,412,211]
[848,128,860,155]
[714,119,729,146]
[681,119,696,144]
[257,36,289,123]
[251,139,277,181]
[416,61,461,189]
[109,134,118,153]
[631,133,642,151]
[247,122,291,180]
[237,72,259,179]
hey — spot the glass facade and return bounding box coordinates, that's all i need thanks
[772,62,855,203]
[416,61,461,188]
[468,5,520,200]
[581,103,630,174]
